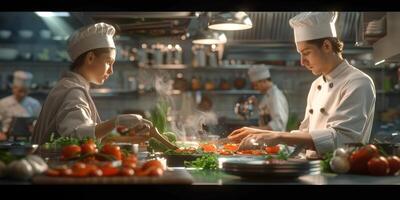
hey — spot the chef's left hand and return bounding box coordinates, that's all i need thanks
[238,131,281,151]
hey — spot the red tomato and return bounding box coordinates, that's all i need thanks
[134,167,149,177]
[123,159,137,169]
[123,154,138,162]
[223,143,239,152]
[120,167,135,176]
[148,167,164,177]
[59,168,73,177]
[46,169,60,177]
[61,145,81,160]
[101,144,122,160]
[386,156,400,175]
[200,143,217,153]
[81,142,98,155]
[142,160,163,170]
[90,169,103,177]
[265,145,280,154]
[368,156,390,176]
[100,163,120,177]
[350,144,379,174]
[71,162,91,177]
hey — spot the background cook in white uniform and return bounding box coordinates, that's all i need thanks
[247,65,289,131]
[0,71,41,133]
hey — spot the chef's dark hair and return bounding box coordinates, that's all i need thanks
[306,37,343,54]
[70,48,113,71]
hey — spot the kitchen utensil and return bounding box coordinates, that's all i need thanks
[149,126,178,150]
[0,48,18,60]
[0,30,11,39]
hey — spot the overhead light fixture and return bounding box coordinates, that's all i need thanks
[375,59,385,66]
[208,12,252,31]
[35,12,70,18]
[192,30,227,45]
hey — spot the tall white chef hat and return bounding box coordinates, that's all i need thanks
[289,12,338,43]
[248,65,271,82]
[67,22,116,61]
[13,70,33,88]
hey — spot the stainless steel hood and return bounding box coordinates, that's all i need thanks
[372,12,400,63]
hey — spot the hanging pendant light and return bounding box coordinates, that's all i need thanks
[208,12,252,31]
[192,30,227,45]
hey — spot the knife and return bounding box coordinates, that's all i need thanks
[149,126,179,150]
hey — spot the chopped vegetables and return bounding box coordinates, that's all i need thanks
[184,154,219,170]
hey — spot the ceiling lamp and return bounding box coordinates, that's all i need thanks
[208,12,252,31]
[192,30,227,45]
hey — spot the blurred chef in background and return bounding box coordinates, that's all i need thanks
[0,70,41,140]
[247,65,289,131]
[229,12,376,158]
[32,22,152,145]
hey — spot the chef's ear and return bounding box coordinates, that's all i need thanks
[85,51,96,64]
[322,39,333,53]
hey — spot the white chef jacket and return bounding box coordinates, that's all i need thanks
[258,84,289,131]
[292,60,376,156]
[0,95,41,132]
[32,71,101,145]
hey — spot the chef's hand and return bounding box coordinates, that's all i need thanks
[115,114,153,135]
[227,126,265,143]
[238,132,280,151]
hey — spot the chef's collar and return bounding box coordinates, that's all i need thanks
[62,71,91,91]
[265,84,277,96]
[323,59,349,82]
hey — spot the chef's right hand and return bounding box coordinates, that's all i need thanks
[227,126,265,143]
[115,114,153,134]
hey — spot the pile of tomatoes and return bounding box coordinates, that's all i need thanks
[329,144,400,176]
[46,141,164,178]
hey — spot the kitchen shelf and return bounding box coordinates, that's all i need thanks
[28,88,154,97]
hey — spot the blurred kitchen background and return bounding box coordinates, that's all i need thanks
[0,12,399,142]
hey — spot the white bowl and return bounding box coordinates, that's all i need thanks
[39,30,51,39]
[18,30,33,39]
[0,30,11,39]
[0,48,18,60]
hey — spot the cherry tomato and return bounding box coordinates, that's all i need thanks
[122,159,137,169]
[100,163,120,177]
[148,167,164,177]
[123,154,138,162]
[386,156,400,175]
[101,144,122,160]
[200,143,217,153]
[46,169,60,177]
[59,168,73,177]
[265,145,280,154]
[71,162,91,177]
[223,143,239,152]
[142,160,163,170]
[368,156,390,176]
[134,167,149,177]
[350,144,379,174]
[61,145,81,160]
[81,142,98,155]
[120,167,135,176]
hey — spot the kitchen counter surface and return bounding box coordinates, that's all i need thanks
[1,168,399,185]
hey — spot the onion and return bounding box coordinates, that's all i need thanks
[330,156,350,174]
[7,159,34,180]
[333,148,349,159]
[25,155,48,175]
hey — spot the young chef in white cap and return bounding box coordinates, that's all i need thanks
[228,12,376,157]
[32,22,152,145]
[247,65,289,131]
[0,71,41,136]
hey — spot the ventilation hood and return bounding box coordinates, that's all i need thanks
[372,12,400,64]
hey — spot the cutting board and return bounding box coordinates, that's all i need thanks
[32,169,193,185]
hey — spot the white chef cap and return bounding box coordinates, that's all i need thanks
[67,22,116,61]
[289,12,338,43]
[13,70,33,88]
[248,65,271,82]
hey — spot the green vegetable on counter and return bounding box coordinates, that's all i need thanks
[184,154,219,170]
[320,152,334,173]
[43,134,101,149]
